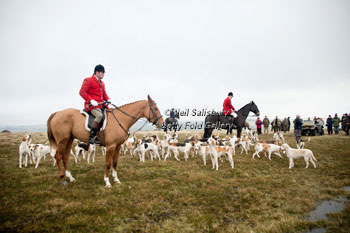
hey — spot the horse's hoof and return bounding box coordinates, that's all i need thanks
[71,179,76,183]
[106,184,112,188]
[114,180,121,184]
[62,181,68,186]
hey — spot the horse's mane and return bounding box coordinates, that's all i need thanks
[118,100,147,108]
[238,102,252,112]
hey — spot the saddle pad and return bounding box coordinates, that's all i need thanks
[80,109,107,132]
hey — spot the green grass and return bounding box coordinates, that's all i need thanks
[0,131,350,232]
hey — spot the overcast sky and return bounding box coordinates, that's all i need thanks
[0,0,349,125]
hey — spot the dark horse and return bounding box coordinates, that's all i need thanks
[163,112,180,132]
[203,101,260,139]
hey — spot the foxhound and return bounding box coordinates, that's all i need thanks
[281,143,317,169]
[236,136,250,155]
[122,136,137,155]
[207,138,234,170]
[87,144,97,163]
[273,132,285,144]
[160,133,172,158]
[134,139,161,162]
[252,142,282,160]
[297,137,311,149]
[164,141,196,162]
[34,144,55,168]
[194,141,210,165]
[74,142,89,162]
[19,135,32,168]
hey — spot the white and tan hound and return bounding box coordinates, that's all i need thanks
[252,142,282,160]
[207,138,234,170]
[19,135,32,168]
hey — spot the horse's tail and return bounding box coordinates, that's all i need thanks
[47,112,57,151]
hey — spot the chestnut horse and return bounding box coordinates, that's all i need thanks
[47,95,163,187]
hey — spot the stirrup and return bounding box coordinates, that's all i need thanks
[89,136,101,145]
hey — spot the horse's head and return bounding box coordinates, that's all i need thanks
[146,95,164,128]
[250,101,260,116]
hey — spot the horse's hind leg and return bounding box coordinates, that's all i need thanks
[112,144,122,184]
[63,137,75,182]
[204,127,213,139]
[55,138,69,183]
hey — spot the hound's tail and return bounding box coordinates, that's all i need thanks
[311,151,317,161]
[47,112,57,156]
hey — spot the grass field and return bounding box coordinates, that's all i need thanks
[0,131,350,233]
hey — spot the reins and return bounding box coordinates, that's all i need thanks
[109,103,137,120]
[105,101,162,137]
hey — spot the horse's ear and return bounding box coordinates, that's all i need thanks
[147,95,153,102]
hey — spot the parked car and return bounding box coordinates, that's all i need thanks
[301,119,324,136]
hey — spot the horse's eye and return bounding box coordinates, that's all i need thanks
[155,108,158,111]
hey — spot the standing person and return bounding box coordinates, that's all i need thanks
[79,64,111,145]
[263,116,270,134]
[294,115,303,144]
[333,113,341,135]
[282,118,289,132]
[287,117,291,132]
[341,114,347,132]
[272,116,281,133]
[255,117,263,135]
[326,115,333,135]
[346,114,350,136]
[280,120,284,132]
[318,117,325,126]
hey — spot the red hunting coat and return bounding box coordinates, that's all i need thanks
[222,97,235,115]
[79,75,110,111]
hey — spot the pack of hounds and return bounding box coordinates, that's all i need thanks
[18,135,105,169]
[19,129,316,170]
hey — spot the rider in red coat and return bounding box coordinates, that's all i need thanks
[222,92,237,117]
[79,64,111,145]
[80,74,110,111]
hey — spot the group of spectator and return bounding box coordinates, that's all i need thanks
[255,116,291,135]
[326,113,350,135]
[255,113,350,136]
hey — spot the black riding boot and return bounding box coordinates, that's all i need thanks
[89,121,101,145]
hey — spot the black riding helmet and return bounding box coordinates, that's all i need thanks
[228,92,233,97]
[94,64,105,74]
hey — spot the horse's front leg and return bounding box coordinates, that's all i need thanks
[112,144,122,184]
[104,144,116,188]
[237,127,242,138]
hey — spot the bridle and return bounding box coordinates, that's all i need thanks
[246,102,260,117]
[148,101,163,125]
[106,100,163,136]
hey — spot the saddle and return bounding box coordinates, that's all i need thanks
[221,114,238,129]
[80,109,107,132]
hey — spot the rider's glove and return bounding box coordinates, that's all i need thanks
[231,112,238,118]
[90,99,98,107]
